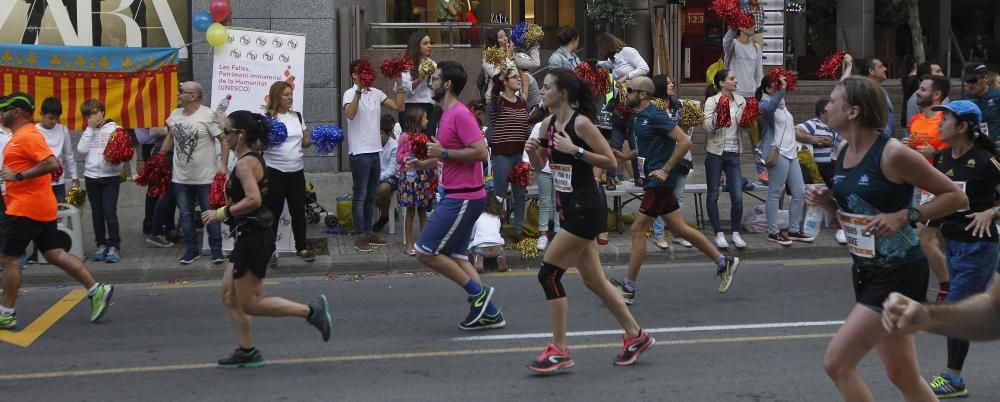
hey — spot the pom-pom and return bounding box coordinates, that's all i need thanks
[523,24,544,49]
[715,96,732,128]
[380,56,414,79]
[512,237,538,258]
[731,10,756,30]
[484,175,494,192]
[574,62,611,96]
[267,116,288,149]
[311,125,343,156]
[768,67,798,92]
[651,97,668,111]
[508,161,532,188]
[711,0,739,20]
[679,99,705,128]
[66,184,86,208]
[354,58,376,88]
[135,153,171,198]
[510,22,528,50]
[209,172,227,208]
[818,50,847,80]
[739,97,760,128]
[409,133,430,160]
[482,47,507,70]
[103,127,135,165]
[418,60,436,79]
[51,165,63,182]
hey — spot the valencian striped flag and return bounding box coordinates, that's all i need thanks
[0,44,178,130]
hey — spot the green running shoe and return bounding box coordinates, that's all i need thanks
[609,278,635,305]
[717,256,739,294]
[459,308,506,330]
[929,373,968,398]
[0,313,16,330]
[89,283,114,323]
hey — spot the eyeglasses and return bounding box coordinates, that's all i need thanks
[507,75,521,81]
[430,76,443,82]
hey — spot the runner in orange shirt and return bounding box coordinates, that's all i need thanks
[903,76,952,303]
[0,93,113,330]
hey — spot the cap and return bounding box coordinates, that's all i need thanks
[963,63,989,82]
[629,76,655,94]
[0,92,34,113]
[932,100,986,136]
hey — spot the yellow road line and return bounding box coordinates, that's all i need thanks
[0,289,86,348]
[150,280,281,289]
[0,332,833,380]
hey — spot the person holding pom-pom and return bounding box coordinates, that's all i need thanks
[76,99,125,263]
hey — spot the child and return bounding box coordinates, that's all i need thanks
[469,194,507,273]
[396,107,438,256]
[76,99,125,263]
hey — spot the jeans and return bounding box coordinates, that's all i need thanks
[350,152,380,235]
[705,152,744,233]
[535,171,560,234]
[608,122,640,182]
[174,183,221,255]
[52,183,66,203]
[150,182,177,237]
[654,173,688,238]
[492,153,526,233]
[265,168,307,252]
[85,176,121,247]
[766,155,805,235]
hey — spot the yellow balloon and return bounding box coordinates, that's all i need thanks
[206,23,228,47]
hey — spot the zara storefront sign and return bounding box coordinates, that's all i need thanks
[210,28,306,115]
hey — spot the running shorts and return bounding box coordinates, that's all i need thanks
[230,228,275,280]
[416,197,486,260]
[853,257,929,311]
[638,187,680,218]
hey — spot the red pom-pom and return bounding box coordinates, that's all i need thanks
[508,162,532,188]
[354,58,376,88]
[768,67,798,92]
[574,62,611,96]
[716,96,732,128]
[711,0,739,20]
[380,56,414,79]
[209,172,227,208]
[409,133,429,160]
[731,10,756,30]
[818,50,847,80]
[136,153,171,198]
[740,97,760,128]
[103,127,134,165]
[51,165,63,182]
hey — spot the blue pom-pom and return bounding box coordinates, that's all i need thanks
[311,124,344,156]
[267,116,288,149]
[509,22,528,51]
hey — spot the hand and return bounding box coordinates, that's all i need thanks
[805,185,833,207]
[505,42,514,59]
[916,145,935,158]
[0,166,16,181]
[624,150,637,160]
[131,175,138,182]
[814,136,833,147]
[201,209,220,225]
[964,210,996,238]
[778,75,787,87]
[524,137,541,153]
[86,113,103,129]
[617,77,628,86]
[650,169,668,182]
[882,292,930,335]
[901,137,913,148]
[426,136,444,158]
[72,179,81,188]
[552,130,576,155]
[218,166,228,175]
[842,54,854,67]
[864,209,909,237]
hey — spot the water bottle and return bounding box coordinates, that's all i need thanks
[846,193,918,261]
[214,94,231,125]
[802,185,824,239]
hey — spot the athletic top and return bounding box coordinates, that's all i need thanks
[546,112,597,197]
[226,152,272,229]
[928,147,1000,242]
[632,104,680,189]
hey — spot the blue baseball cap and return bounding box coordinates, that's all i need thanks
[933,100,986,136]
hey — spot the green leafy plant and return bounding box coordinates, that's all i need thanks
[586,0,637,29]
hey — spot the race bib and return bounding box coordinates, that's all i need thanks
[919,182,967,211]
[637,157,646,179]
[838,211,876,259]
[551,163,573,193]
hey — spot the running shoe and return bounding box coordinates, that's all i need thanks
[460,285,495,328]
[835,229,848,245]
[674,237,693,247]
[217,348,265,368]
[459,308,506,330]
[767,232,792,246]
[307,295,333,342]
[0,313,16,329]
[609,278,636,305]
[104,247,120,263]
[717,256,740,293]
[929,373,968,398]
[177,252,200,265]
[613,329,655,366]
[527,343,574,374]
[89,283,114,323]
[93,245,108,262]
[146,235,174,248]
[654,236,670,250]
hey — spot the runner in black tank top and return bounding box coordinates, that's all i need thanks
[808,77,967,400]
[524,69,654,374]
[205,111,333,369]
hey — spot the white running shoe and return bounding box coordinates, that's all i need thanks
[731,232,747,249]
[536,235,549,251]
[654,236,670,250]
[715,232,729,249]
[673,237,692,247]
[835,229,847,245]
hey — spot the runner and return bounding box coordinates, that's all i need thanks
[608,76,740,304]
[203,110,332,368]
[920,100,1000,398]
[414,61,506,331]
[807,77,967,401]
[0,92,114,330]
[524,68,654,373]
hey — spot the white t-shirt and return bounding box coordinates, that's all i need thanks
[36,123,78,185]
[263,112,305,172]
[469,212,504,249]
[166,105,223,185]
[342,87,388,155]
[773,104,799,159]
[528,121,551,173]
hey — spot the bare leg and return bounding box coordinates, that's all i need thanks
[875,332,937,401]
[404,207,416,251]
[919,225,950,284]
[234,274,310,318]
[823,304,888,402]
[1,256,22,308]
[577,240,640,337]
[375,182,392,220]
[625,213,654,282]
[662,210,723,262]
[220,264,254,348]
[42,249,97,289]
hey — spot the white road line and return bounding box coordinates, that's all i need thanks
[452,320,846,341]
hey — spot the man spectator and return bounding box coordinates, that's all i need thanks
[373,114,400,233]
[963,63,1000,145]
[158,82,228,265]
[905,61,947,127]
[741,0,765,46]
[437,0,459,22]
[846,57,896,137]
[795,99,841,186]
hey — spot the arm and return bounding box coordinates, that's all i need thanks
[722,28,737,66]
[0,155,60,181]
[159,128,174,155]
[662,126,691,173]
[343,89,362,120]
[526,120,548,171]
[840,54,854,80]
[218,132,230,173]
[794,126,817,145]
[597,58,613,71]
[571,118,617,171]
[380,143,399,181]
[624,47,649,79]
[703,95,719,132]
[884,140,968,221]
[514,46,540,71]
[883,280,1000,341]
[757,90,786,114]
[402,71,419,94]
[76,127,94,154]
[382,79,407,112]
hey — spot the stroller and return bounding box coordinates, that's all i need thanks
[304,178,335,226]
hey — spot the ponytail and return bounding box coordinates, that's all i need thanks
[227,110,271,149]
[547,68,596,122]
[964,116,998,156]
[755,74,772,101]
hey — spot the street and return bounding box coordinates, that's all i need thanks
[2,258,999,401]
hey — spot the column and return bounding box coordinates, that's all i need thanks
[836,0,875,57]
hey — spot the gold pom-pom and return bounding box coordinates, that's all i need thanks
[418,60,436,79]
[523,24,544,49]
[66,184,87,208]
[679,99,705,129]
[513,237,538,258]
[482,47,507,70]
[650,97,668,111]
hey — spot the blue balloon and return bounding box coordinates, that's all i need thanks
[193,11,214,33]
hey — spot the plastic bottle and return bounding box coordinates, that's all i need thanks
[846,193,918,260]
[214,94,232,125]
[802,184,824,239]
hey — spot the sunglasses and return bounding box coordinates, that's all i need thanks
[223,128,242,135]
[626,88,645,94]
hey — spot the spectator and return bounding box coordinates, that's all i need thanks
[722,24,764,99]
[373,115,400,233]
[847,57,895,137]
[527,107,558,252]
[597,32,650,189]
[400,31,438,136]
[794,98,845,244]
[703,69,748,249]
[905,61,947,127]
[76,99,124,263]
[35,97,78,203]
[396,108,438,255]
[481,26,540,135]
[756,74,809,246]
[548,26,580,70]
[489,67,530,239]
[468,194,508,273]
[145,127,178,248]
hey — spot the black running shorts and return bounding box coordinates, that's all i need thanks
[853,257,929,311]
[2,216,64,258]
[230,228,276,280]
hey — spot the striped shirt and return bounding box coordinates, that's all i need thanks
[489,96,530,156]
[796,118,841,163]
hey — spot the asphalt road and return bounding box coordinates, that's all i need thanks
[2,258,999,401]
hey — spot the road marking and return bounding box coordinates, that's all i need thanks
[150,280,280,289]
[0,289,86,348]
[453,320,845,341]
[0,332,834,380]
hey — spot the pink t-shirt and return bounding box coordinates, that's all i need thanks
[437,102,486,200]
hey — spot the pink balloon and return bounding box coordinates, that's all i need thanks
[209,0,230,22]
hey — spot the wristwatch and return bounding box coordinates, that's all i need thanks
[907,207,922,225]
[441,149,449,160]
[14,172,24,181]
[574,147,585,160]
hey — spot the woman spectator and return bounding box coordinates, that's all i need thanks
[547,26,580,70]
[76,99,124,263]
[481,26,539,134]
[703,70,748,249]
[400,31,438,136]
[490,67,531,240]
[528,107,558,251]
[596,32,649,190]
[757,74,809,246]
[263,81,315,265]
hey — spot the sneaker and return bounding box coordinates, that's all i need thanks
[19,256,28,269]
[354,237,374,253]
[767,232,792,246]
[929,373,968,398]
[146,235,174,248]
[460,285,495,328]
[212,251,226,265]
[787,231,815,243]
[0,313,16,330]
[217,347,265,368]
[459,308,506,330]
[536,235,549,251]
[527,343,574,374]
[103,246,120,263]
[714,233,729,249]
[673,237,693,247]
[93,245,108,262]
[177,252,200,265]
[89,283,114,323]
[731,232,747,249]
[609,278,636,305]
[306,295,333,342]
[613,329,655,366]
[297,250,316,262]
[367,233,389,247]
[654,236,670,250]
[936,290,949,304]
[717,256,740,293]
[835,229,848,245]
[269,252,278,267]
[372,217,389,233]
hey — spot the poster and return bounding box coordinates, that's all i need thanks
[210,28,305,115]
[204,202,294,254]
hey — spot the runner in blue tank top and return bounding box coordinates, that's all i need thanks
[807,77,968,401]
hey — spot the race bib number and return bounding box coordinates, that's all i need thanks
[838,211,876,259]
[637,157,646,179]
[551,163,573,193]
[919,182,967,211]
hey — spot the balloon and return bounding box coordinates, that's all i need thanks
[209,0,231,22]
[192,11,213,33]
[206,23,228,47]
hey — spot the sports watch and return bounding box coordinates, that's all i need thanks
[574,147,584,160]
[906,207,922,225]
[14,172,24,181]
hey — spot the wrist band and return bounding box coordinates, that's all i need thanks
[216,207,228,222]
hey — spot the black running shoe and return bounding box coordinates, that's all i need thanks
[217,348,265,368]
[460,285,494,327]
[307,295,333,342]
[459,308,506,330]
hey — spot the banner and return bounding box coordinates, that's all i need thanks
[0,44,178,130]
[211,28,305,115]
